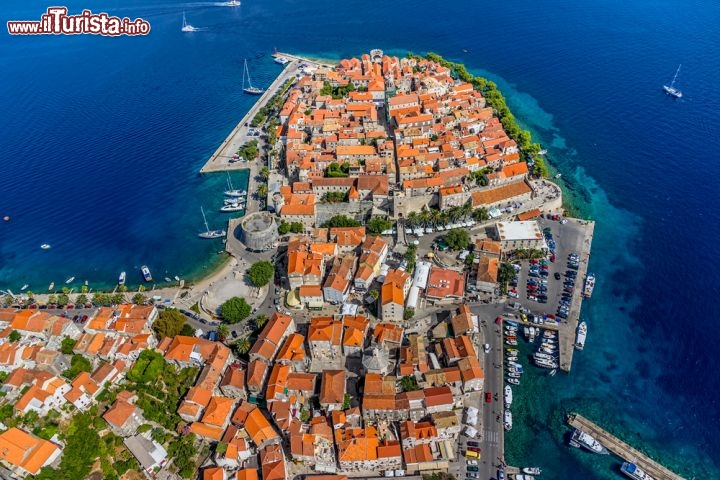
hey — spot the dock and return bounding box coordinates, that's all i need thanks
[200,60,300,173]
[556,219,595,372]
[567,413,686,480]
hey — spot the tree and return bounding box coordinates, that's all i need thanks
[57,293,70,307]
[257,183,268,198]
[247,261,274,288]
[465,253,476,267]
[259,167,270,181]
[369,289,379,301]
[278,221,291,235]
[254,314,269,329]
[367,217,393,235]
[400,375,420,392]
[342,393,352,409]
[168,433,197,479]
[221,297,251,324]
[472,207,489,222]
[76,294,88,306]
[152,309,187,340]
[498,262,517,294]
[47,294,57,305]
[232,337,251,354]
[62,355,92,380]
[61,337,76,354]
[404,308,415,320]
[322,215,361,228]
[444,228,471,251]
[217,324,229,340]
[8,330,21,343]
[132,293,147,305]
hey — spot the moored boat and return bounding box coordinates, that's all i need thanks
[504,385,513,407]
[141,265,153,283]
[662,64,683,99]
[504,410,513,431]
[118,271,126,285]
[507,372,521,379]
[48,282,54,291]
[576,321,587,350]
[523,467,542,475]
[174,275,180,281]
[164,277,172,283]
[65,277,75,284]
[583,273,596,297]
[21,284,28,291]
[621,462,655,480]
[507,378,520,385]
[220,203,244,212]
[505,348,519,355]
[569,428,609,454]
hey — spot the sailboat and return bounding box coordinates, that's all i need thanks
[224,172,247,198]
[198,206,226,239]
[181,11,198,32]
[242,59,264,95]
[663,64,683,98]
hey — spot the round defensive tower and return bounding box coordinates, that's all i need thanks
[239,211,278,251]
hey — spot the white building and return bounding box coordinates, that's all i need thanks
[495,221,547,252]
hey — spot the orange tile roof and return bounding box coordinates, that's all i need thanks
[286,372,316,393]
[245,359,268,390]
[276,333,306,363]
[265,364,290,401]
[299,285,323,298]
[103,399,137,429]
[320,370,346,405]
[471,181,532,207]
[477,256,499,283]
[201,396,234,427]
[425,267,465,299]
[517,208,541,221]
[0,427,60,475]
[260,443,286,480]
[373,323,404,344]
[308,317,343,346]
[188,422,225,441]
[235,469,259,480]
[330,227,366,247]
[203,467,224,480]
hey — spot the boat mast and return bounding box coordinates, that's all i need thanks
[671,64,681,87]
[183,11,187,28]
[242,59,246,91]
[245,59,253,89]
[201,206,210,232]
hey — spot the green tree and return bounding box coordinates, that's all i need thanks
[254,314,268,329]
[118,285,128,293]
[367,217,393,235]
[444,228,471,251]
[278,221,291,235]
[62,355,92,380]
[221,297,251,324]
[322,215,361,228]
[369,289,379,301]
[472,207,489,222]
[61,337,76,354]
[47,294,57,304]
[498,262,517,294]
[257,183,268,198]
[232,336,252,354]
[168,433,197,479]
[247,261,274,287]
[259,167,270,181]
[57,293,70,307]
[132,293,147,305]
[8,330,21,343]
[342,393,352,409]
[34,412,102,480]
[404,308,415,320]
[217,324,230,340]
[400,375,420,392]
[110,293,125,305]
[76,294,88,306]
[92,292,108,306]
[152,309,187,340]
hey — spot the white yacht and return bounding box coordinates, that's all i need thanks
[40,244,51,250]
[181,11,199,32]
[220,202,244,212]
[225,0,241,6]
[662,64,683,99]
[224,172,246,197]
[523,467,542,475]
[118,271,126,285]
[198,207,226,239]
[504,385,513,407]
[65,277,75,284]
[621,462,655,480]
[242,59,264,95]
[274,55,290,65]
[504,410,513,431]
[576,321,587,350]
[569,429,609,454]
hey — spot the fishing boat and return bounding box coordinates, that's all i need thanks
[65,277,75,284]
[224,173,246,198]
[583,273,596,297]
[40,244,51,250]
[118,271,126,285]
[505,339,518,346]
[181,11,199,32]
[662,64,683,99]
[20,284,28,291]
[48,282,54,291]
[504,410,513,431]
[504,385,513,407]
[621,462,655,480]
[198,207,226,239]
[523,467,542,475]
[242,59,264,95]
[534,352,555,361]
[534,357,558,369]
[141,265,153,283]
[575,321,587,350]
[569,429,609,454]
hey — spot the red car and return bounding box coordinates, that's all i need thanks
[485,392,492,403]
[529,259,539,264]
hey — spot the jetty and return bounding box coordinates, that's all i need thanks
[557,219,595,372]
[200,60,300,173]
[567,413,685,480]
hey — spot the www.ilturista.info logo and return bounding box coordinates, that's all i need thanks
[7,7,150,36]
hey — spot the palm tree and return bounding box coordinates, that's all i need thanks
[472,207,489,222]
[255,314,268,329]
[233,336,251,354]
[418,210,432,227]
[217,324,230,340]
[460,201,473,220]
[132,293,147,305]
[259,167,270,181]
[448,206,461,224]
[430,209,442,227]
[406,212,419,229]
[257,183,268,199]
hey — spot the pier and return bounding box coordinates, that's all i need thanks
[556,219,595,372]
[200,60,300,173]
[567,413,686,480]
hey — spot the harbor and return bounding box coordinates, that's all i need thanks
[567,413,686,480]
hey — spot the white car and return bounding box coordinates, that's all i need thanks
[483,344,491,353]
[467,460,478,465]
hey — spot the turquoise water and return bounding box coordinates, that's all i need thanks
[1,0,719,477]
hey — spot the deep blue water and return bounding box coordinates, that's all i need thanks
[1,0,719,477]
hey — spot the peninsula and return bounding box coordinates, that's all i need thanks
[0,50,683,480]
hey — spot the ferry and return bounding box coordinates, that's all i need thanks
[65,277,75,284]
[504,385,513,407]
[583,273,596,297]
[576,321,587,350]
[621,462,655,480]
[504,410,513,431]
[569,428,609,454]
[141,265,153,283]
[118,271,126,285]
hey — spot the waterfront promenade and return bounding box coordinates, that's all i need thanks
[568,413,685,480]
[200,60,299,173]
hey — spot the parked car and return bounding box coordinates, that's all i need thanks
[485,392,492,403]
[467,441,480,447]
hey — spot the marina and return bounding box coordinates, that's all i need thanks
[567,413,685,480]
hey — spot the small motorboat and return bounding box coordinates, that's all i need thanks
[507,372,521,378]
[506,356,518,362]
[164,277,172,283]
[174,275,180,281]
[65,277,75,284]
[523,467,542,475]
[118,271,126,285]
[48,282,54,291]
[40,244,51,250]
[549,369,557,376]
[507,378,520,385]
[20,284,28,291]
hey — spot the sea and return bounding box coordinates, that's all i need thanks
[1,0,719,478]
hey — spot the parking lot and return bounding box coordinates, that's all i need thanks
[506,217,590,320]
